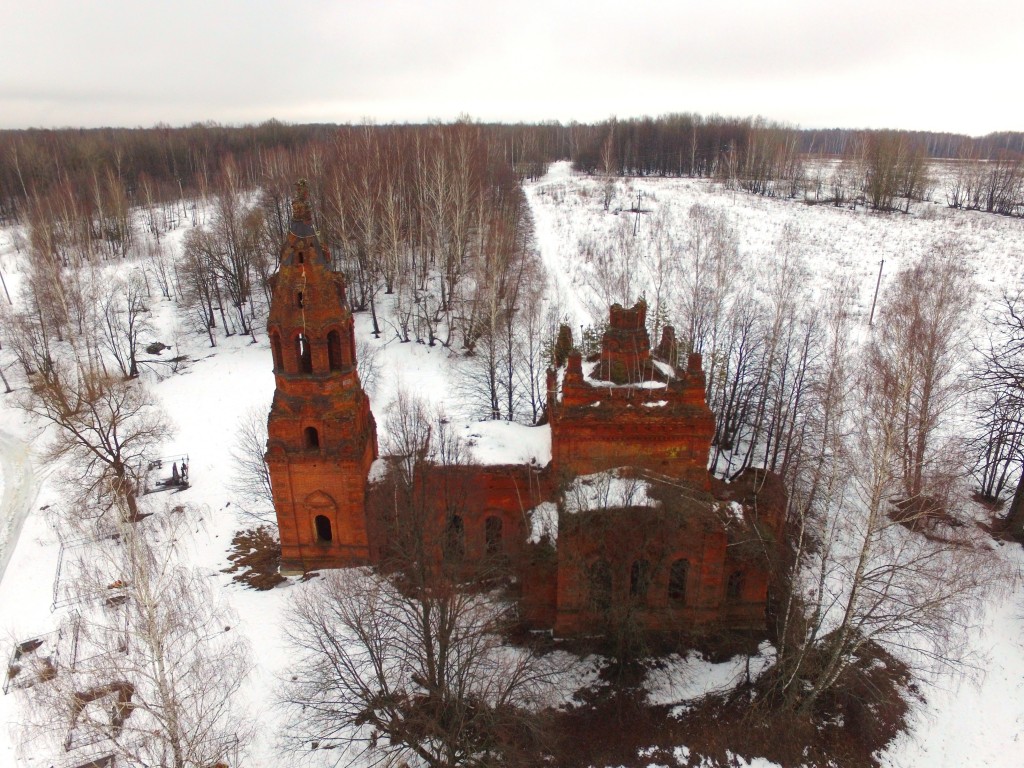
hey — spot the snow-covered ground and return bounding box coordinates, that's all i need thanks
[527,162,1024,332]
[0,429,41,587]
[1,161,1023,767]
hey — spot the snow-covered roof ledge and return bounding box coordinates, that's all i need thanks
[563,469,661,514]
[464,421,552,466]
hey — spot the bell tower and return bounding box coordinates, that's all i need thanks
[265,180,378,573]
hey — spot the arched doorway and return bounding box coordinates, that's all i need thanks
[304,491,338,546]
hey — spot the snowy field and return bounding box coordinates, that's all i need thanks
[1,161,1023,766]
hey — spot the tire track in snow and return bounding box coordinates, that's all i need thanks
[0,428,41,586]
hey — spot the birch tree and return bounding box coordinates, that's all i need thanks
[866,243,974,504]
[765,292,1001,716]
[19,513,252,768]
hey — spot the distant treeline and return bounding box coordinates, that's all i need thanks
[0,121,563,225]
[799,128,1024,159]
[1,116,1022,224]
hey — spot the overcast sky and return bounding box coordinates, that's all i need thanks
[1,0,1020,135]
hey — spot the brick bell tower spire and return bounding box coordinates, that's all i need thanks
[265,180,378,573]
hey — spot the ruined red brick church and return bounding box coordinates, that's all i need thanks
[266,182,785,638]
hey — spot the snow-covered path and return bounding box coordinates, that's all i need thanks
[0,428,41,587]
[524,161,595,327]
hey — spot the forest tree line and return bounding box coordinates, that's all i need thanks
[3,116,1023,227]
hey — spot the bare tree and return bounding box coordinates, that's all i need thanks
[230,404,275,522]
[969,385,1024,504]
[765,312,1003,715]
[677,203,740,359]
[600,124,617,211]
[866,242,975,504]
[356,338,383,398]
[278,388,558,765]
[145,239,177,301]
[975,293,1024,535]
[99,269,152,379]
[859,132,931,213]
[19,368,170,520]
[516,281,554,425]
[578,218,641,320]
[375,389,474,581]
[1,294,55,378]
[19,512,253,768]
[178,228,222,347]
[279,567,556,768]
[201,187,263,340]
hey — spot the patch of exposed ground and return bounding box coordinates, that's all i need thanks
[222,526,286,590]
[549,642,915,768]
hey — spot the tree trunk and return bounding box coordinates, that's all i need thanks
[1004,469,1024,538]
[369,291,381,338]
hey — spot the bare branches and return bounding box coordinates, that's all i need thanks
[279,568,557,767]
[229,404,275,523]
[99,269,151,379]
[865,241,975,503]
[19,512,253,768]
[19,368,170,521]
[974,291,1024,532]
[766,261,1000,715]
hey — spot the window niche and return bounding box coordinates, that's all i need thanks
[270,332,284,372]
[629,559,651,603]
[727,570,744,602]
[327,330,343,372]
[485,516,503,556]
[444,515,465,561]
[314,515,333,542]
[588,559,612,612]
[296,333,313,374]
[669,558,689,604]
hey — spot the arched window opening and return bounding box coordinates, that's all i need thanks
[669,558,689,604]
[444,515,465,561]
[327,330,343,372]
[314,515,333,542]
[727,570,744,603]
[270,332,283,372]
[588,559,612,612]
[297,291,304,308]
[630,559,651,603]
[296,333,313,373]
[297,251,304,264]
[304,426,320,449]
[485,516,503,556]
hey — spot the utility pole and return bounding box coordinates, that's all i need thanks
[869,259,885,325]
